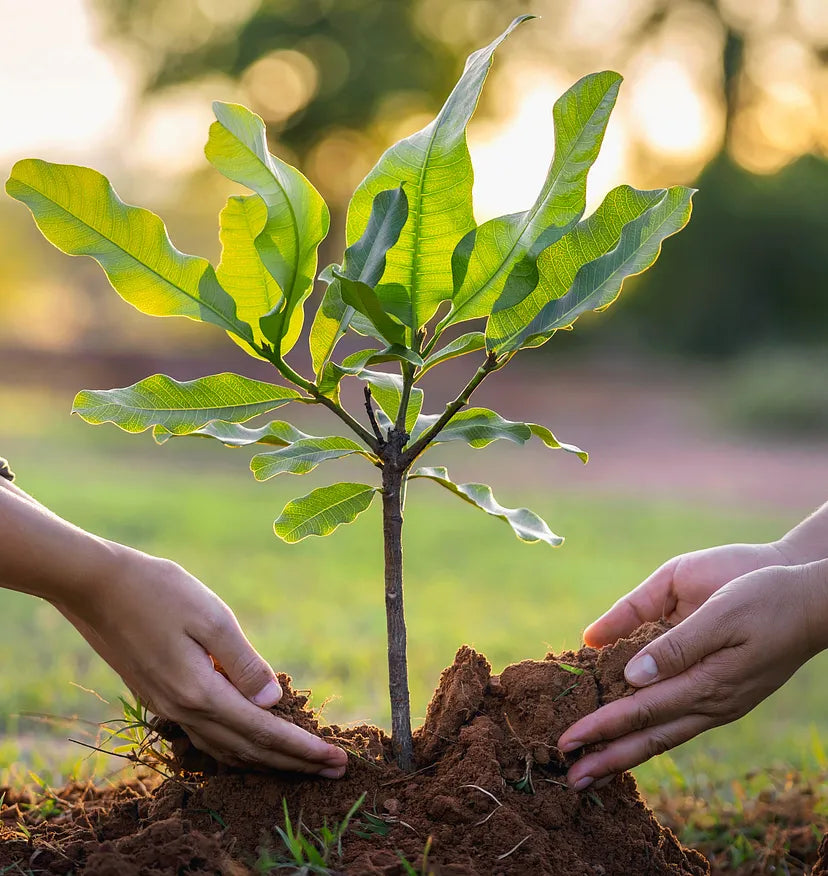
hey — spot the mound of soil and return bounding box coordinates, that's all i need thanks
[0,622,709,875]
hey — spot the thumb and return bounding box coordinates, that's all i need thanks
[204,616,283,708]
[624,607,729,687]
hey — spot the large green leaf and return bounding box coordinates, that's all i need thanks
[488,185,696,351]
[410,407,587,460]
[216,194,302,354]
[5,160,251,341]
[359,371,424,433]
[443,71,622,329]
[251,436,373,480]
[273,482,378,543]
[206,101,329,354]
[345,16,531,333]
[153,419,311,447]
[73,373,306,434]
[309,186,409,376]
[411,466,562,545]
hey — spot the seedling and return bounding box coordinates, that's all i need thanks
[6,16,693,771]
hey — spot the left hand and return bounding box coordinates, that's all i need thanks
[557,560,828,791]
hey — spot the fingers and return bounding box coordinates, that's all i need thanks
[565,714,711,789]
[558,662,722,753]
[191,608,282,708]
[583,557,680,647]
[623,596,740,687]
[180,719,347,778]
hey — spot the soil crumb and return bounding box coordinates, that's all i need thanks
[0,623,710,875]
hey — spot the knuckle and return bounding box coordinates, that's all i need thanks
[230,654,271,692]
[658,634,691,672]
[172,680,214,715]
[644,730,675,760]
[248,725,278,751]
[631,698,660,731]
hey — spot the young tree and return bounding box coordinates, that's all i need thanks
[5,17,693,771]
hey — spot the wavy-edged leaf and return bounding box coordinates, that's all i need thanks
[5,159,251,341]
[489,185,696,351]
[310,187,410,375]
[73,373,306,434]
[216,194,303,355]
[346,16,532,333]
[153,419,312,447]
[359,371,424,433]
[273,482,378,543]
[411,466,562,545]
[417,332,485,378]
[410,407,587,460]
[443,71,622,329]
[251,436,374,480]
[206,101,329,354]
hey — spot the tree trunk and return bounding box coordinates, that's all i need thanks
[381,453,414,771]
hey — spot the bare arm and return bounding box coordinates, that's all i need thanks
[0,475,347,777]
[778,502,828,564]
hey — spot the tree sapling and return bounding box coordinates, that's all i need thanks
[5,16,694,771]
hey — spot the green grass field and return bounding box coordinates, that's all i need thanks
[1,388,825,800]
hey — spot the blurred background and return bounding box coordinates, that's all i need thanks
[1,0,827,823]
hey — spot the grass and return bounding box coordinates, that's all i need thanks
[0,387,826,804]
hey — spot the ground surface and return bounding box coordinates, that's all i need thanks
[1,359,827,867]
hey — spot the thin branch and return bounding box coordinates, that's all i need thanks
[364,386,385,445]
[395,362,415,436]
[259,344,381,453]
[401,350,501,465]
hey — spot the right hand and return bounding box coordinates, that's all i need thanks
[583,541,792,648]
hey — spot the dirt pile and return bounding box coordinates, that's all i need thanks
[0,623,709,874]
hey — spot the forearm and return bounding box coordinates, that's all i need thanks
[776,503,828,565]
[0,481,122,608]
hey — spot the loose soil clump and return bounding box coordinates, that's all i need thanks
[1,622,709,874]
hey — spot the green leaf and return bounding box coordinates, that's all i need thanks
[334,270,406,346]
[309,186,409,375]
[273,482,378,543]
[411,466,562,545]
[216,194,302,355]
[153,419,311,447]
[73,373,306,434]
[345,16,532,333]
[206,101,329,354]
[443,71,622,329]
[5,159,252,341]
[360,371,424,433]
[251,435,373,480]
[417,332,485,378]
[410,407,587,460]
[488,185,696,351]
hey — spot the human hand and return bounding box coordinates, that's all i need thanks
[583,541,792,648]
[57,546,348,778]
[558,560,828,790]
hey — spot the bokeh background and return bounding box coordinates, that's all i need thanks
[1,0,827,814]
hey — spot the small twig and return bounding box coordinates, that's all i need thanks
[497,834,531,860]
[461,784,503,826]
[364,386,385,445]
[380,762,438,787]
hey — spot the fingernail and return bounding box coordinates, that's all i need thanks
[559,739,584,754]
[572,776,594,792]
[319,765,346,779]
[251,679,283,707]
[625,653,658,686]
[594,775,615,790]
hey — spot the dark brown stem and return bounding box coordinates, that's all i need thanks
[364,386,385,445]
[381,431,414,771]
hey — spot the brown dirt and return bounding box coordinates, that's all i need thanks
[0,622,711,875]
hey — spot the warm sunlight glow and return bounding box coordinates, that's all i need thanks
[0,0,134,164]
